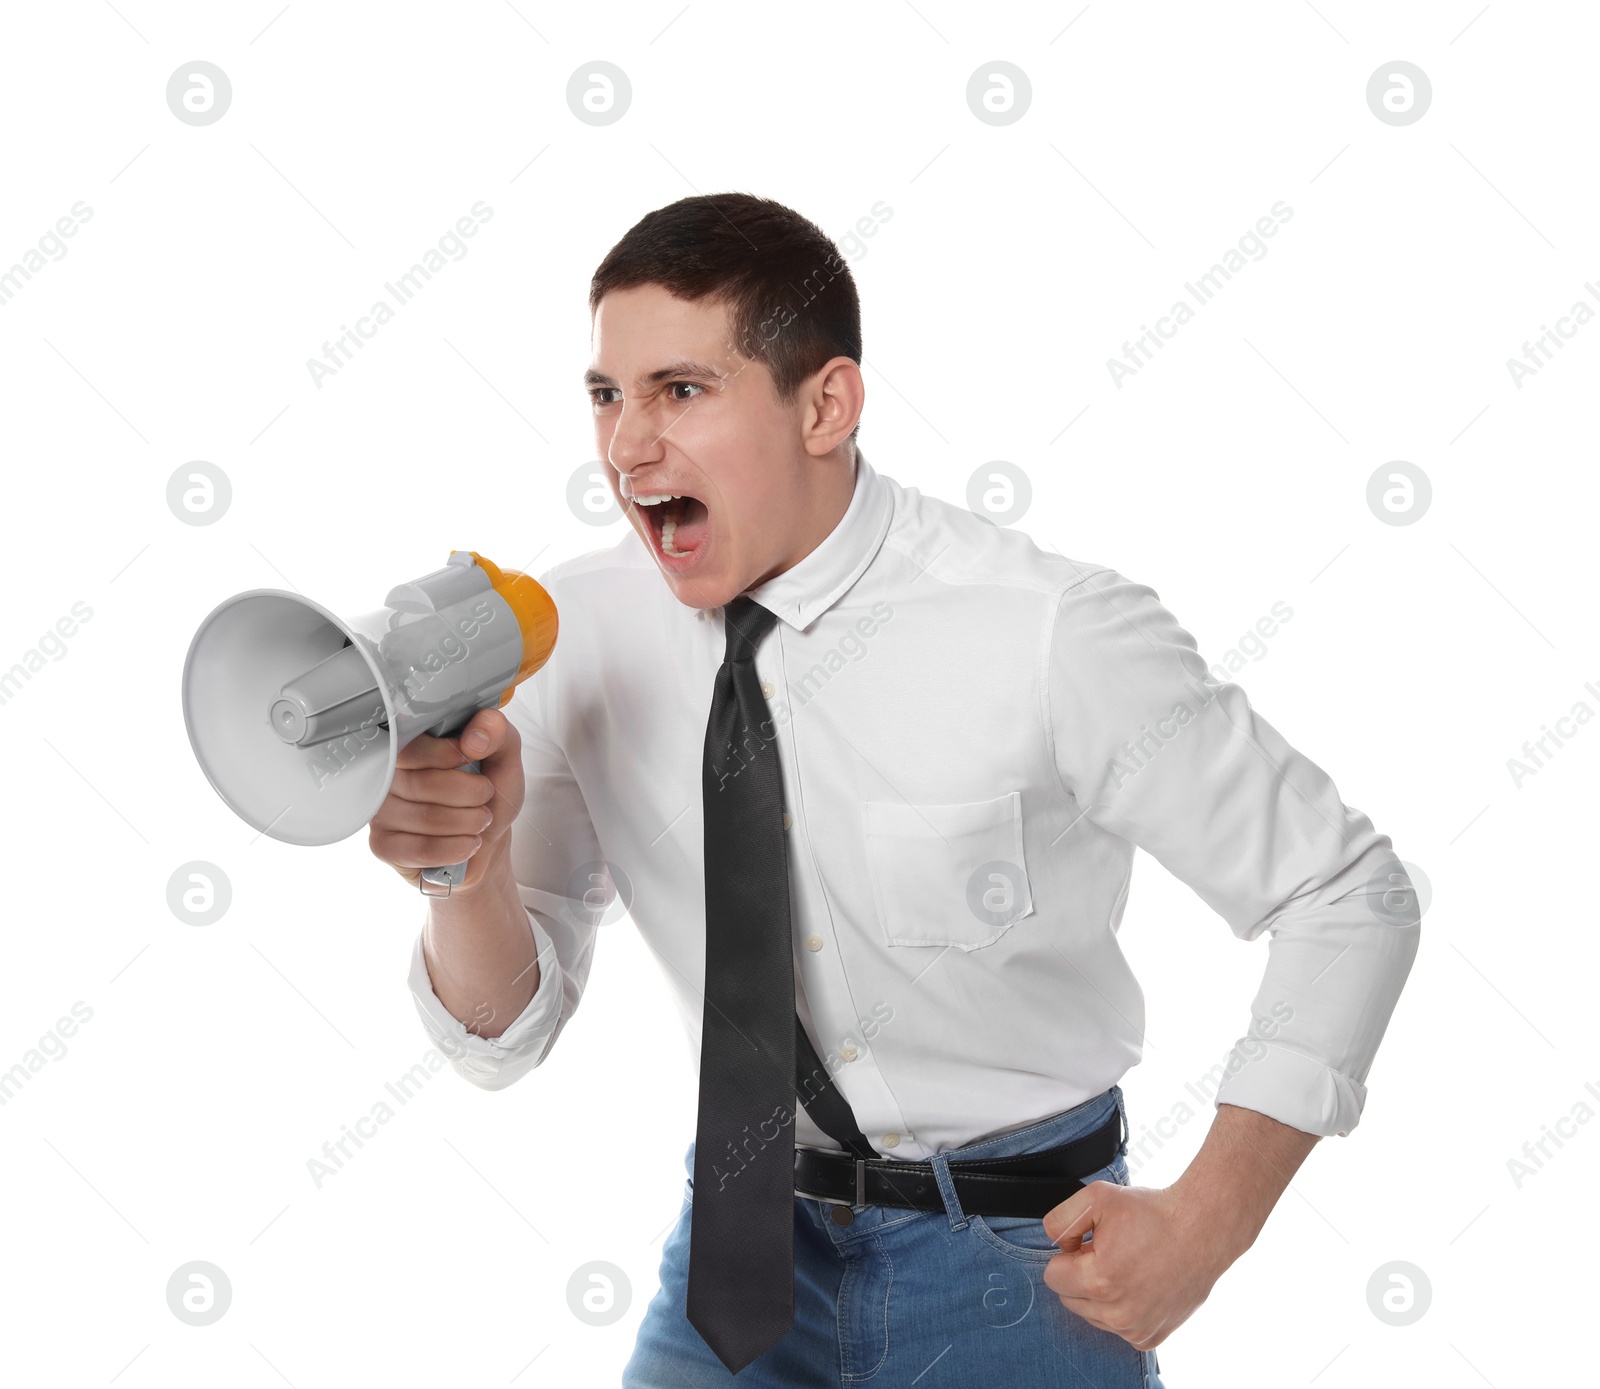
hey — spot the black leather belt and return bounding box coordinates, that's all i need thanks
[793,1105,1123,1219]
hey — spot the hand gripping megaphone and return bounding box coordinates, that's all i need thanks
[181,550,557,896]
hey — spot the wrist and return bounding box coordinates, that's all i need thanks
[1164,1169,1266,1274]
[1162,1103,1320,1276]
[427,842,514,913]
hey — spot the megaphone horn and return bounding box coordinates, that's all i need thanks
[182,550,557,896]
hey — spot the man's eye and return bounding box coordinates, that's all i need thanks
[667,381,704,403]
[590,388,620,407]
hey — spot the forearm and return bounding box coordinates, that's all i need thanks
[1166,1102,1320,1272]
[420,844,540,1039]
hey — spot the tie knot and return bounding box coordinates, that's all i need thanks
[722,595,777,663]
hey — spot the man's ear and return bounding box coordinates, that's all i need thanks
[801,356,865,457]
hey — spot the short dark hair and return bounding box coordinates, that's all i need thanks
[589,192,862,442]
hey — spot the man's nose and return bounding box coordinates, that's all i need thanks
[607,401,667,475]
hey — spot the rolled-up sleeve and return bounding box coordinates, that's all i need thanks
[409,902,568,1089]
[407,583,607,1091]
[1046,566,1421,1137]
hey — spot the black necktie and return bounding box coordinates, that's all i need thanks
[687,596,798,1373]
[687,597,881,1372]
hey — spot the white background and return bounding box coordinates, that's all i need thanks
[1,2,1594,1385]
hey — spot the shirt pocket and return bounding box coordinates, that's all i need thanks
[863,790,1034,951]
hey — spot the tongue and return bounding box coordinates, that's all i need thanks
[669,496,710,552]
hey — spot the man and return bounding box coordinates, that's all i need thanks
[372,192,1421,1385]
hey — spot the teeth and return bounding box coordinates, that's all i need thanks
[627,491,693,558]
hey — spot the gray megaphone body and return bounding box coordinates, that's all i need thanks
[182,549,558,895]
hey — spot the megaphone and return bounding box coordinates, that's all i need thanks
[181,550,557,896]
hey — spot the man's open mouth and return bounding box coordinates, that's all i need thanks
[633,492,710,559]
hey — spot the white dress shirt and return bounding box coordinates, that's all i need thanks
[408,450,1420,1156]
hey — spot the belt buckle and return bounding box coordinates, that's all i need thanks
[793,1143,865,1208]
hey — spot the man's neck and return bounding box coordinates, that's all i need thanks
[755,447,858,586]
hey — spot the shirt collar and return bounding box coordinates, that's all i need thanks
[741,449,893,632]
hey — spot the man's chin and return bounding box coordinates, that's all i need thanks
[664,570,739,609]
[654,546,745,610]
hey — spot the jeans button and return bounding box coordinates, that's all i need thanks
[830,1205,856,1226]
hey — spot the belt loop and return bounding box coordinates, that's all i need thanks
[927,1150,969,1231]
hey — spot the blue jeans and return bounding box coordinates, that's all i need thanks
[622,1085,1166,1386]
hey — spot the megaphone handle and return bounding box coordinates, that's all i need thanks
[419,759,482,897]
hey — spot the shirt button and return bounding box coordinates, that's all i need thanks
[805,935,823,952]
[782,811,792,830]
[760,680,775,699]
[882,1133,900,1148]
[838,1043,858,1062]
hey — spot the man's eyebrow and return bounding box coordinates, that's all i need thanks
[583,358,726,388]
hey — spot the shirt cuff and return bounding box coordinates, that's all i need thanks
[1211,1041,1369,1138]
[407,909,565,1091]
